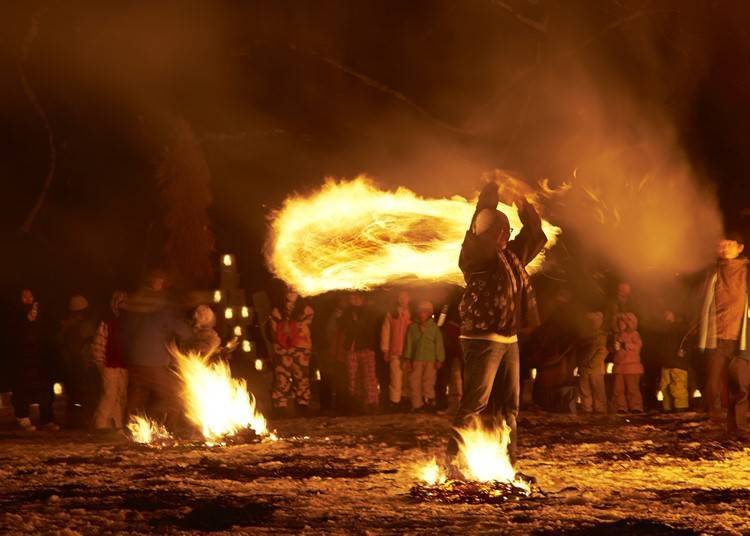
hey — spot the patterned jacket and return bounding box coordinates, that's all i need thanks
[458,199,547,339]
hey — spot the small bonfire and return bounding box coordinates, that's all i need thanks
[412,419,539,503]
[127,344,277,446]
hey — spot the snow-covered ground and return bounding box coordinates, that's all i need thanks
[1,411,749,534]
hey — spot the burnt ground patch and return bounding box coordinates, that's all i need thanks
[654,488,750,505]
[537,518,698,535]
[594,439,744,462]
[193,454,397,480]
[43,454,125,465]
[168,497,277,531]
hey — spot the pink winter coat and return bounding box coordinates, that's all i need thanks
[612,313,644,375]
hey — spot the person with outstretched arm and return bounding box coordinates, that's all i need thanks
[446,180,547,471]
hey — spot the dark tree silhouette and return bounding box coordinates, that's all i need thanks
[155,117,215,288]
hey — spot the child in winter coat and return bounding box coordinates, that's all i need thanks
[185,305,221,356]
[269,291,314,415]
[91,291,129,430]
[576,311,608,414]
[656,310,689,412]
[404,301,445,411]
[337,293,379,413]
[612,312,644,413]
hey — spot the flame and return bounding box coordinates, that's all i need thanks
[457,420,516,483]
[127,415,171,445]
[171,345,275,442]
[266,176,561,296]
[417,457,446,486]
[417,418,527,490]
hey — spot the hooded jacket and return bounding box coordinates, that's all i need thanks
[121,288,191,367]
[612,313,644,375]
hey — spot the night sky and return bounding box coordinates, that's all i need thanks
[1,0,749,309]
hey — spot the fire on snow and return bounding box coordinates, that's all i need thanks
[418,419,528,491]
[266,177,561,296]
[126,347,276,445]
[171,345,276,442]
[128,415,171,445]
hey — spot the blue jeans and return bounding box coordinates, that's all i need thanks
[447,339,520,465]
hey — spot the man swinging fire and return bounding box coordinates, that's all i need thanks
[446,180,547,472]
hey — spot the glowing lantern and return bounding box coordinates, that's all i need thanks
[233,326,242,336]
[693,389,702,398]
[530,368,537,380]
[213,290,222,303]
[241,306,250,318]
[222,254,233,267]
[657,390,664,401]
[242,340,252,353]
[606,363,614,374]
[224,307,234,320]
[255,359,264,371]
[53,383,64,396]
[315,369,321,381]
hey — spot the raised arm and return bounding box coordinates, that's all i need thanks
[458,182,503,278]
[508,198,547,267]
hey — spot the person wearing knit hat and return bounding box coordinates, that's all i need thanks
[68,295,89,313]
[60,294,98,428]
[446,180,547,473]
[380,290,412,412]
[184,305,221,357]
[404,300,445,412]
[92,291,129,431]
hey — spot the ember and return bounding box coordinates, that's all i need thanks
[414,419,534,502]
[410,478,540,505]
[266,177,560,295]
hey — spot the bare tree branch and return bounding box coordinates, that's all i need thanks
[491,0,549,33]
[237,42,476,138]
[18,5,56,233]
[470,3,665,123]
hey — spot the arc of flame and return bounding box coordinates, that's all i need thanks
[171,344,275,442]
[266,176,561,296]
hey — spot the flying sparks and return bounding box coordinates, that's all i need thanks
[266,176,561,295]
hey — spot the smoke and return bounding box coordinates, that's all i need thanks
[550,120,723,285]
[0,1,735,298]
